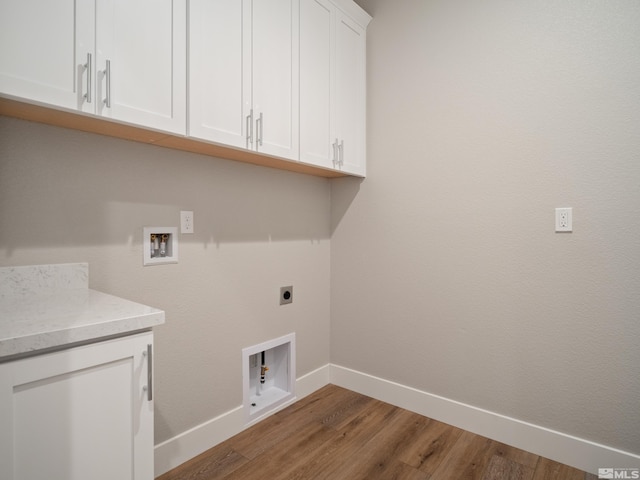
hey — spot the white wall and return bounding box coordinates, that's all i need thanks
[0,116,331,444]
[332,0,640,456]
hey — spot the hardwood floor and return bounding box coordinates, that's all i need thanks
[157,385,597,480]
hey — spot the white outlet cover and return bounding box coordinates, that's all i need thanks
[180,211,194,234]
[555,207,573,232]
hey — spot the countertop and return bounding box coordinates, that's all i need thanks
[0,263,165,360]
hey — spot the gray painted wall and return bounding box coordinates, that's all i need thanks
[0,117,331,444]
[331,0,640,454]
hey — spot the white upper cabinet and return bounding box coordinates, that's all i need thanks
[188,0,248,148]
[334,9,367,175]
[0,0,95,111]
[0,0,186,134]
[252,0,299,159]
[300,0,334,169]
[96,0,186,133]
[1,0,368,176]
[189,0,299,161]
[300,0,370,176]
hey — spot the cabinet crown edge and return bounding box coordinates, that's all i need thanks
[332,0,372,27]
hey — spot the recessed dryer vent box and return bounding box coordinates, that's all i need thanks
[242,333,296,425]
[143,227,178,266]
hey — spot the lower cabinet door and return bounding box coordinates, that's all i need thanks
[0,332,154,480]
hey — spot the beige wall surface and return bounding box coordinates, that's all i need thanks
[0,116,331,444]
[332,0,640,454]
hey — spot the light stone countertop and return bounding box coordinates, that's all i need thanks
[0,263,164,360]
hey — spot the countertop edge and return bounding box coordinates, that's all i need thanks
[0,310,165,362]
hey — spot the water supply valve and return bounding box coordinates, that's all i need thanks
[143,227,178,266]
[260,365,269,384]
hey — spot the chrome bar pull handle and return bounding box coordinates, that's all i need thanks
[143,343,153,401]
[332,139,339,165]
[256,112,263,148]
[83,53,92,103]
[339,140,344,166]
[103,59,111,108]
[246,109,253,148]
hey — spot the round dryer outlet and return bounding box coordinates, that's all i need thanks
[280,286,293,305]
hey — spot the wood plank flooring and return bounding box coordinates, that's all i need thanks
[157,385,597,480]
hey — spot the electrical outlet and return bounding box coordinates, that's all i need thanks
[555,207,572,232]
[280,286,293,305]
[180,211,194,234]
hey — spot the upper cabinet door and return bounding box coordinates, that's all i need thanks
[0,0,95,112]
[188,0,251,148]
[0,0,185,134]
[251,0,299,160]
[299,0,370,176]
[334,10,367,176]
[97,0,186,134]
[189,0,298,160]
[299,0,335,169]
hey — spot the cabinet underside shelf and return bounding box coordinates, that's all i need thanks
[0,96,348,179]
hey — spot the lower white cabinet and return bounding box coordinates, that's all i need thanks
[0,331,154,480]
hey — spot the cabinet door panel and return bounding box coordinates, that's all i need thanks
[14,358,134,480]
[189,0,251,148]
[335,12,366,176]
[299,0,334,168]
[252,0,299,160]
[0,0,94,111]
[0,333,154,480]
[98,0,186,133]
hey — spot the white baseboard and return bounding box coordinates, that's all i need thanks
[154,364,331,477]
[297,362,332,396]
[329,364,640,475]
